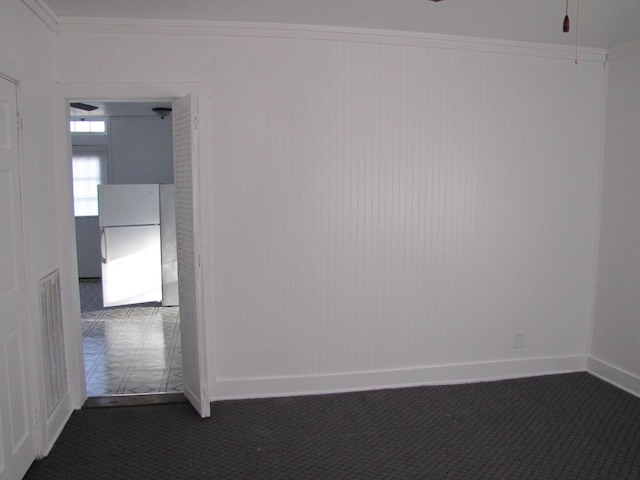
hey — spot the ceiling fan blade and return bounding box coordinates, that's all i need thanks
[70,102,99,112]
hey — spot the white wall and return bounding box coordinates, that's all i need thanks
[56,27,606,399]
[590,41,640,395]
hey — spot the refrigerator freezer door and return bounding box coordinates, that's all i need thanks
[98,184,160,227]
[101,224,162,307]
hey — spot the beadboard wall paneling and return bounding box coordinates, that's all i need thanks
[591,44,640,394]
[209,37,605,382]
[55,30,606,397]
[57,32,213,83]
[0,0,20,60]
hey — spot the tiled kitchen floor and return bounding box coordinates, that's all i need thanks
[80,279,183,397]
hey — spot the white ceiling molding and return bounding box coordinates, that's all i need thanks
[20,0,59,31]
[20,0,610,62]
[53,19,606,63]
[33,0,640,50]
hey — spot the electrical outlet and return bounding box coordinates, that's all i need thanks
[513,332,525,349]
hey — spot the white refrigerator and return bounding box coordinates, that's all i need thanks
[98,184,178,307]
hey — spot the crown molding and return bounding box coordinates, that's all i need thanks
[21,0,58,32]
[16,3,609,63]
[51,17,606,63]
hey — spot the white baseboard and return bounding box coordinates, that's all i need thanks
[211,355,587,401]
[587,356,640,399]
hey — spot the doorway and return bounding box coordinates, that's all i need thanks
[69,101,183,398]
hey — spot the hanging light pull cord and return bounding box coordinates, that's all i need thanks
[574,0,580,64]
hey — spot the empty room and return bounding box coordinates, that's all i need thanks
[1,0,640,478]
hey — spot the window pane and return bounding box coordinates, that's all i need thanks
[90,121,106,133]
[74,198,98,217]
[70,120,107,134]
[72,154,102,216]
[73,121,91,133]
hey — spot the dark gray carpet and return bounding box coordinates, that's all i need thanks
[24,372,640,479]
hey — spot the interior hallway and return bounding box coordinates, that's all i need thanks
[80,279,183,396]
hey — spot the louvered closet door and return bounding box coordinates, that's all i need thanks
[173,94,210,418]
[0,76,37,479]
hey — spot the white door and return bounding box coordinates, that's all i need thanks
[0,77,37,479]
[174,94,210,417]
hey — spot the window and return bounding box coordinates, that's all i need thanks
[72,146,107,216]
[70,119,106,134]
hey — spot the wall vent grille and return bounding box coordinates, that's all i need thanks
[38,270,67,417]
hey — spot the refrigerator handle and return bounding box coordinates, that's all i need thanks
[100,227,108,264]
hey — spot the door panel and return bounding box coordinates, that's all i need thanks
[0,76,37,479]
[174,94,210,418]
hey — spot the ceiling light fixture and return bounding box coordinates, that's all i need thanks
[152,107,172,119]
[563,0,570,32]
[70,102,99,112]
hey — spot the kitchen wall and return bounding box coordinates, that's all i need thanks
[108,116,174,185]
[56,27,607,399]
[73,114,173,278]
[590,40,640,395]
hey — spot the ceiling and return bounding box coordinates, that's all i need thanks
[69,102,172,118]
[41,0,640,50]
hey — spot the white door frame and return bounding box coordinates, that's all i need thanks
[53,83,214,415]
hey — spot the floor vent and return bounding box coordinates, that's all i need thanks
[39,270,67,417]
